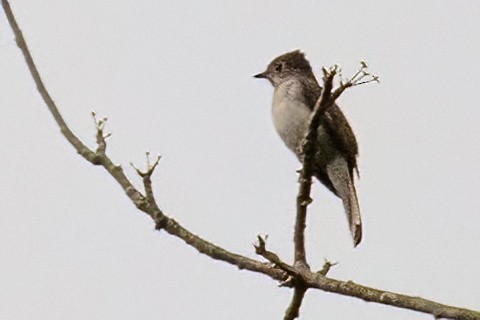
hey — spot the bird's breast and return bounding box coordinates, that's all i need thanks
[271,83,311,156]
[271,81,338,165]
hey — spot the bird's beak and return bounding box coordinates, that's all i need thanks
[253,71,267,79]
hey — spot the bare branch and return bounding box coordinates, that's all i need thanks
[303,274,479,320]
[284,286,307,320]
[293,64,340,267]
[1,0,287,284]
[254,233,479,319]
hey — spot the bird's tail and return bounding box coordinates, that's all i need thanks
[326,157,362,247]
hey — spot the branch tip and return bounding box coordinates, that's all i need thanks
[131,153,162,178]
[254,234,267,253]
[130,162,142,175]
[317,259,338,276]
[92,112,108,131]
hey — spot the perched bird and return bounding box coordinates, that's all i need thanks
[254,50,362,246]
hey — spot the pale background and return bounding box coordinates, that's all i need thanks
[1,1,479,319]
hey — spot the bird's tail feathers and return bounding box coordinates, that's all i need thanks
[327,158,362,247]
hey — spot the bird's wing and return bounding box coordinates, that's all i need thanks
[324,105,359,179]
[301,80,359,179]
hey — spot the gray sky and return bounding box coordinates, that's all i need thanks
[1,1,479,319]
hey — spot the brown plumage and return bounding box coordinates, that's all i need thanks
[255,50,362,246]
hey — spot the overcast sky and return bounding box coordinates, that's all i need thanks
[1,1,479,319]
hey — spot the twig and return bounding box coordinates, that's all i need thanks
[284,286,307,320]
[317,259,338,276]
[92,111,111,163]
[294,66,336,267]
[254,235,301,278]
[131,151,161,204]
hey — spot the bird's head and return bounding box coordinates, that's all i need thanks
[254,50,313,86]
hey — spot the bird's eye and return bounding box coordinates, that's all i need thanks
[275,63,283,72]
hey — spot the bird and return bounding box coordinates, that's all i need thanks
[254,50,362,247]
